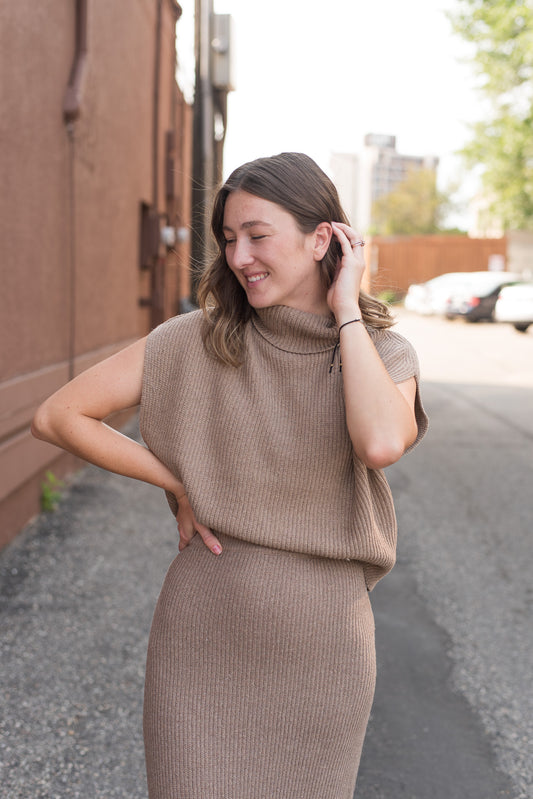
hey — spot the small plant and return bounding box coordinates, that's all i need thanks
[41,470,64,512]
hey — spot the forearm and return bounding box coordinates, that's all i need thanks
[32,410,184,497]
[339,321,418,469]
[32,387,223,555]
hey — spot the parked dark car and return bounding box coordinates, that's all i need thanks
[445,272,524,322]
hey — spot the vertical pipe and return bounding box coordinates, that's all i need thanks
[63,0,88,380]
[150,0,164,329]
[153,0,162,209]
[200,0,214,193]
[66,123,76,381]
[63,0,88,124]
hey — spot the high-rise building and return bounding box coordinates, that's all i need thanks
[331,134,439,232]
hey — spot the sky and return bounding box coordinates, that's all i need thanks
[177,0,486,216]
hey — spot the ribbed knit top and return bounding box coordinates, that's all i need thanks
[140,306,428,590]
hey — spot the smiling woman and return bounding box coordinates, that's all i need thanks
[32,151,427,799]
[222,191,332,315]
[199,151,396,367]
[139,153,428,797]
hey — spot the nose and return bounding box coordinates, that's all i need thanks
[229,237,254,269]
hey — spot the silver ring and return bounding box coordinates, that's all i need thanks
[351,239,365,248]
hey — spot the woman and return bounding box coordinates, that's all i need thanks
[32,152,427,798]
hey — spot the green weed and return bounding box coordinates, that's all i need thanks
[41,470,64,512]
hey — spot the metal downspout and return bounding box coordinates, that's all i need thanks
[150,0,165,329]
[63,0,88,380]
[153,0,162,211]
[65,125,76,382]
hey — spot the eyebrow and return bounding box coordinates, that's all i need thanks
[222,220,274,232]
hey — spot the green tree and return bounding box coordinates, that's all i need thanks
[450,0,533,230]
[370,168,452,235]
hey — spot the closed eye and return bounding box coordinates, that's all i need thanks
[224,235,266,245]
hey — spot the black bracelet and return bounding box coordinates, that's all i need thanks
[338,317,362,333]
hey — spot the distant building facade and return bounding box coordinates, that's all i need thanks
[331,133,439,232]
[0,0,194,547]
[468,192,505,238]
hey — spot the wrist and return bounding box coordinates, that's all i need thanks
[335,308,362,327]
[338,317,363,336]
[168,478,188,502]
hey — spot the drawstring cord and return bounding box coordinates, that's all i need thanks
[329,317,362,374]
[329,341,342,373]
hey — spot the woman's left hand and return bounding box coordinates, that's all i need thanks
[327,222,366,323]
[175,493,222,555]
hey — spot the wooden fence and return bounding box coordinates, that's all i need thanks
[364,235,508,297]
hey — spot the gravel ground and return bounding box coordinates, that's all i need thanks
[0,421,177,799]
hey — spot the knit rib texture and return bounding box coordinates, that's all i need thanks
[140,305,428,591]
[143,534,376,799]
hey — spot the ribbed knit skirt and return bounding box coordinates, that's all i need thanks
[143,533,376,799]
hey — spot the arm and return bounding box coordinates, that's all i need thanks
[31,337,222,554]
[327,222,418,470]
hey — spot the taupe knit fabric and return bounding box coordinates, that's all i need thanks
[143,534,376,799]
[140,305,428,590]
[140,306,427,798]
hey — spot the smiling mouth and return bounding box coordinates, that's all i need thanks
[246,272,269,285]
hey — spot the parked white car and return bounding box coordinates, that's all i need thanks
[494,282,533,332]
[404,273,475,315]
[444,272,524,323]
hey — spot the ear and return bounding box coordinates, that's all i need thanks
[312,222,333,261]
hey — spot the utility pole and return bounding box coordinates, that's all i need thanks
[191,0,234,298]
[191,0,214,296]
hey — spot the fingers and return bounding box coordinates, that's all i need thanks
[331,221,362,239]
[331,222,366,259]
[327,223,366,319]
[196,523,223,555]
[177,517,222,555]
[177,524,193,551]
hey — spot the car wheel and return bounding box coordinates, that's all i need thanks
[513,322,530,332]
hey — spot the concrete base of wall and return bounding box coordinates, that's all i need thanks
[0,451,81,550]
[0,407,137,551]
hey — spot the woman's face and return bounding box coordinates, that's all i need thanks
[222,190,330,315]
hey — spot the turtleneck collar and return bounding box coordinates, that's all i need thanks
[251,305,339,354]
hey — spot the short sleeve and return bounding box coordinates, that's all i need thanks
[368,327,429,453]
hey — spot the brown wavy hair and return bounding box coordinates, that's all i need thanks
[197,152,394,366]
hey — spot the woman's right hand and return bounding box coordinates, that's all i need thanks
[175,492,222,555]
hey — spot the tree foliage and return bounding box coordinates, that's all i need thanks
[450,0,533,230]
[370,168,452,235]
